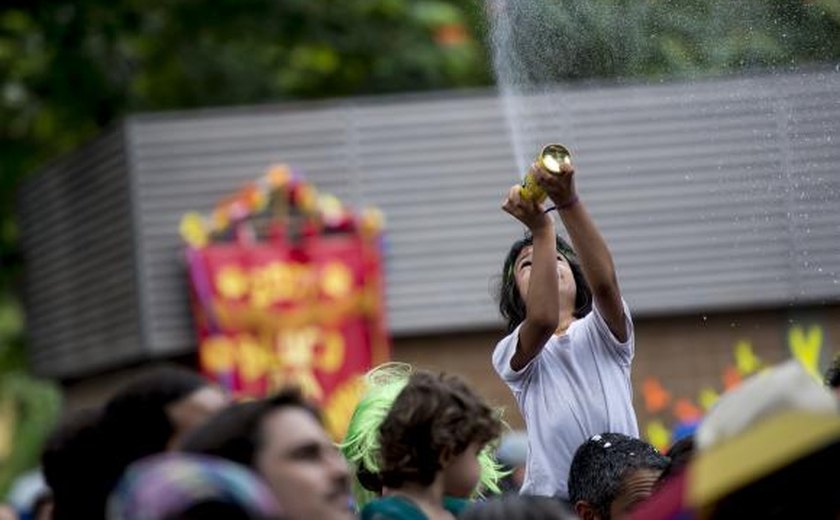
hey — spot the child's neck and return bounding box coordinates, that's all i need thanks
[554,310,576,335]
[391,476,454,520]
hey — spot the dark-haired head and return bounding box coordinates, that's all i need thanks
[378,371,502,495]
[42,408,110,520]
[825,354,840,392]
[181,389,353,520]
[498,233,592,333]
[656,435,695,486]
[461,495,575,520]
[99,366,228,503]
[568,433,668,520]
[179,389,322,467]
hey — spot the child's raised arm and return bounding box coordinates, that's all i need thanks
[501,186,560,370]
[531,162,628,342]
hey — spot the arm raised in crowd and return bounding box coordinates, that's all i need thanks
[501,186,560,371]
[532,162,628,342]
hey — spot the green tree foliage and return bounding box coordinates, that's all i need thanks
[488,0,840,83]
[0,372,62,496]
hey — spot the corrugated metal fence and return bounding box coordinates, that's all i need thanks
[18,68,840,378]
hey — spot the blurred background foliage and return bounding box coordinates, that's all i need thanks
[0,0,839,494]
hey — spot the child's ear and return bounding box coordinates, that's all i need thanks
[574,501,598,520]
[438,447,453,467]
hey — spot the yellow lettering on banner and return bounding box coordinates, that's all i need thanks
[201,336,236,373]
[216,266,248,299]
[788,325,823,380]
[321,262,353,299]
[239,335,270,384]
[316,330,345,373]
[275,328,323,400]
[248,262,319,307]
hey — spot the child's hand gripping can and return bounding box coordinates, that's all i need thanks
[519,144,572,203]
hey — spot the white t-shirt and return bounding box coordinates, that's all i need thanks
[492,301,639,499]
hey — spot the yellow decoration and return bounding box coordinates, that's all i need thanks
[179,212,209,248]
[267,164,292,187]
[296,184,319,213]
[211,208,230,232]
[323,376,366,440]
[734,339,762,376]
[316,330,345,373]
[318,194,344,219]
[646,420,671,452]
[360,207,385,236]
[238,335,271,385]
[274,328,323,401]
[216,266,249,300]
[322,262,353,299]
[699,387,720,411]
[788,325,823,380]
[201,337,236,373]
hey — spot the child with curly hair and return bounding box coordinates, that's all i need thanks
[361,371,502,520]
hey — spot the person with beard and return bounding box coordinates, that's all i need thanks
[180,389,354,520]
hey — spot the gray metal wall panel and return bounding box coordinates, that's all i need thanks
[17,129,143,377]
[127,69,840,354]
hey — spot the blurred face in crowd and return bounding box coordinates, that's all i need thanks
[167,385,229,449]
[608,468,662,520]
[256,407,353,520]
[0,504,17,520]
[442,442,483,498]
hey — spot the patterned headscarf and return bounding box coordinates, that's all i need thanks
[107,453,283,520]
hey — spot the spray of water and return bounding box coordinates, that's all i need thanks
[485,0,570,178]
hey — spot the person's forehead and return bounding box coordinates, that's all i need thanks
[515,245,534,263]
[262,407,329,450]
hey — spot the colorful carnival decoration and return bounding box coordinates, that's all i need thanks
[180,164,389,439]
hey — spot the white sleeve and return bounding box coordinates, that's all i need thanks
[586,298,635,366]
[491,324,537,393]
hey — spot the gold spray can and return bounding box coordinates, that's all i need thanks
[520,144,572,203]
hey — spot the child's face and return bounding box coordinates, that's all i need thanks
[513,245,577,305]
[442,442,483,498]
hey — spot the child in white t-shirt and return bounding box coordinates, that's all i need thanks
[493,157,639,500]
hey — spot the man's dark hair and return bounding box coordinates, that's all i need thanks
[824,354,840,389]
[378,371,502,489]
[567,433,668,519]
[498,233,592,333]
[101,366,210,465]
[42,408,110,520]
[461,495,575,520]
[656,435,695,486]
[179,388,320,466]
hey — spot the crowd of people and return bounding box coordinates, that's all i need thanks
[4,156,840,520]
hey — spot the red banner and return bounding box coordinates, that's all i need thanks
[187,230,389,438]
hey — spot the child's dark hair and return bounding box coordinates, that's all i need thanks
[378,371,502,489]
[498,233,592,333]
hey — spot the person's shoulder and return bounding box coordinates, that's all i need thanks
[443,496,471,515]
[361,496,427,520]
